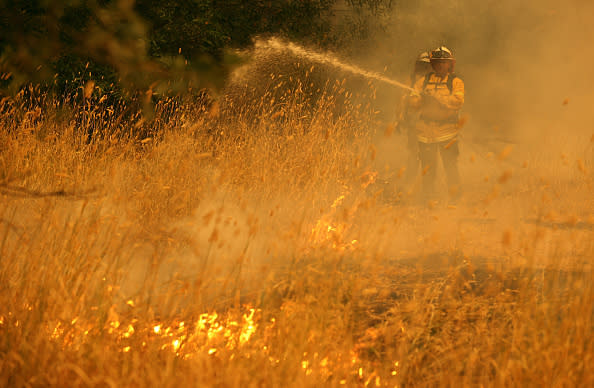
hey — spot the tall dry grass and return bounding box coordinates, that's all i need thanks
[0,78,593,387]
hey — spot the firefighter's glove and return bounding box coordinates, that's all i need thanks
[408,91,422,109]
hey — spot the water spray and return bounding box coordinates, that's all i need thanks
[255,37,415,93]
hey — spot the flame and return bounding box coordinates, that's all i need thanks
[309,194,358,251]
[35,301,394,382]
[39,305,262,359]
[239,309,257,345]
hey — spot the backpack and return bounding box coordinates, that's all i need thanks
[422,72,461,94]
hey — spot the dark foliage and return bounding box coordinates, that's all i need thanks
[0,0,393,100]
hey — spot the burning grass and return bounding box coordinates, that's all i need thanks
[0,81,593,387]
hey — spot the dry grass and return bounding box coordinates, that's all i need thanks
[0,80,592,387]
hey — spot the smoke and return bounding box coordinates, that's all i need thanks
[333,0,593,192]
[219,0,592,199]
[366,0,593,144]
[104,1,594,312]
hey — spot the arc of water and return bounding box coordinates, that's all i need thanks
[256,38,415,93]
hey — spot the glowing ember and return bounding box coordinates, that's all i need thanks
[123,324,135,338]
[50,324,63,340]
[392,361,400,376]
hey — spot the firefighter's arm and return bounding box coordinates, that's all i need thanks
[407,77,425,109]
[439,77,464,109]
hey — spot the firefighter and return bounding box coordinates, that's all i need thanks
[409,46,464,202]
[399,51,432,186]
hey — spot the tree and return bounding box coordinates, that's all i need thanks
[0,0,395,96]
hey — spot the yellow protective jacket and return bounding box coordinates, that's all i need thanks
[409,72,464,143]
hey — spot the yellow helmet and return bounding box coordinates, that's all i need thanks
[430,46,454,61]
[416,51,431,63]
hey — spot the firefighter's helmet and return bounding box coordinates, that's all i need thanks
[416,51,431,63]
[430,46,454,61]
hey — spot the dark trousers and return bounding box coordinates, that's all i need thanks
[418,138,460,199]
